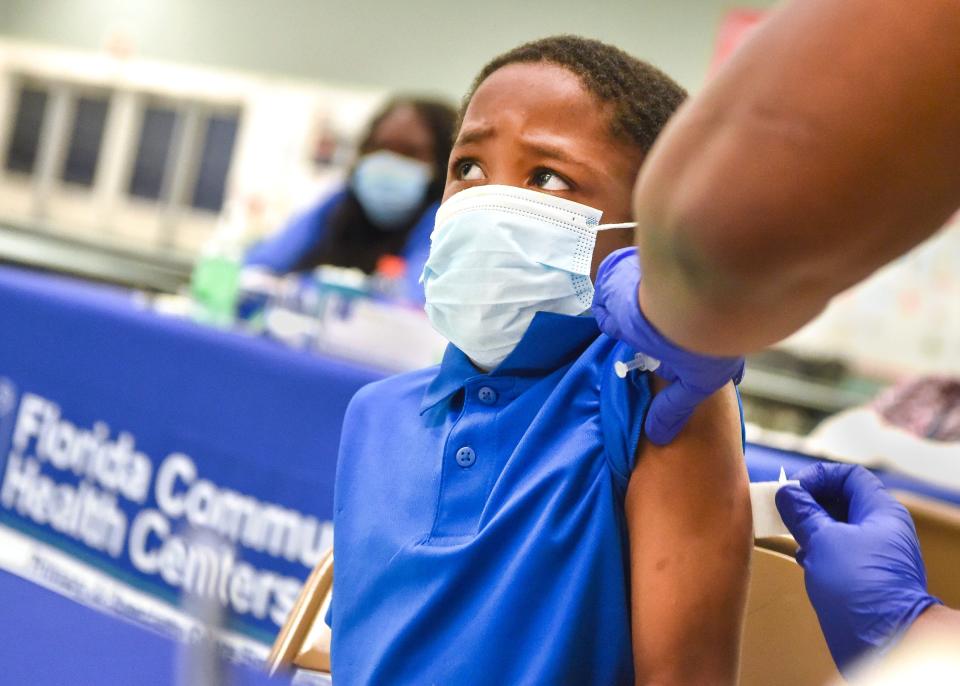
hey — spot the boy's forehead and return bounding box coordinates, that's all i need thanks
[461,62,612,141]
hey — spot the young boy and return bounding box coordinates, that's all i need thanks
[329,36,752,685]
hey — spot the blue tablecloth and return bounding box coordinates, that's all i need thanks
[744,442,960,506]
[0,569,291,686]
[0,266,382,643]
[1,265,957,658]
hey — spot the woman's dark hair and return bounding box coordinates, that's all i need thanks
[462,35,687,155]
[357,97,456,202]
[291,96,457,273]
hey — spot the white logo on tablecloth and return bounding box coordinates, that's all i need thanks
[0,390,332,629]
[0,378,16,418]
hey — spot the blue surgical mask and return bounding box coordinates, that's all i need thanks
[352,150,432,230]
[421,185,636,370]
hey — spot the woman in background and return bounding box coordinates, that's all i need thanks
[245,97,457,302]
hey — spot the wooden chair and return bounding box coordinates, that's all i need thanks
[740,540,838,686]
[894,490,960,608]
[268,541,847,685]
[266,548,333,677]
[740,489,960,686]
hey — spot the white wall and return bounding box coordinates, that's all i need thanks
[0,40,387,255]
[786,219,960,377]
[0,0,774,98]
[3,0,956,378]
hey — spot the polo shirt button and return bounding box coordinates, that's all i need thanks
[455,446,476,468]
[478,386,498,405]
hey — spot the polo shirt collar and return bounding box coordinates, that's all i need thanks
[420,312,599,414]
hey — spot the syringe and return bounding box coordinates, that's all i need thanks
[614,352,661,379]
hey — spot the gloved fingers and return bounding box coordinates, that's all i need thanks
[594,302,630,344]
[840,465,903,525]
[596,246,639,282]
[592,249,641,340]
[792,462,885,523]
[592,299,612,334]
[643,380,705,445]
[593,248,639,305]
[793,462,884,503]
[791,462,856,522]
[650,362,680,383]
[775,483,835,550]
[731,358,746,385]
[794,462,860,499]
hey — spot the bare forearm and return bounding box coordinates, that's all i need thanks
[627,384,752,684]
[634,0,960,355]
[908,604,960,641]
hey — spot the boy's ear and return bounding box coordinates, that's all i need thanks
[591,228,635,282]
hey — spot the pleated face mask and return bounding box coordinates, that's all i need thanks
[421,184,636,370]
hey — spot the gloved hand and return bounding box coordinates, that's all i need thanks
[592,247,745,445]
[776,463,942,675]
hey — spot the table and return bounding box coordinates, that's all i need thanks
[745,442,960,505]
[0,266,382,645]
[0,569,292,686]
[1,265,958,656]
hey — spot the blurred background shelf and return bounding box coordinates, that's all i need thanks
[0,217,192,291]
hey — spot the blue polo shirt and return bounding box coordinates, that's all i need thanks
[329,312,651,685]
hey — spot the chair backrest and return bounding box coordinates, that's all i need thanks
[267,542,847,684]
[740,543,838,686]
[893,490,960,609]
[266,548,333,676]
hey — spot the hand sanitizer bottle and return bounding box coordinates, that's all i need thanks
[191,200,249,328]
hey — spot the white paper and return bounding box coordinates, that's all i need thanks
[750,467,800,538]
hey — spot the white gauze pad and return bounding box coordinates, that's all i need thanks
[750,467,800,539]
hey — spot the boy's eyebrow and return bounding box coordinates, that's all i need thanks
[456,127,594,170]
[454,125,495,147]
[453,126,597,172]
[521,140,581,167]
[519,135,603,174]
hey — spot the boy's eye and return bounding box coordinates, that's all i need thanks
[456,160,485,181]
[532,170,571,191]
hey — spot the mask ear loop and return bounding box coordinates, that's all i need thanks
[596,222,638,231]
[577,219,638,315]
[577,221,639,316]
[585,222,638,272]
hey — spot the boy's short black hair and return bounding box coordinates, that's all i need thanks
[462,35,687,154]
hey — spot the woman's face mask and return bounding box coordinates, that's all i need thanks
[352,150,432,230]
[421,185,636,370]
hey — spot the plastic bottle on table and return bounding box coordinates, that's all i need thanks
[371,254,408,303]
[191,200,250,327]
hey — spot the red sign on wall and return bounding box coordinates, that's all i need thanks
[709,9,767,77]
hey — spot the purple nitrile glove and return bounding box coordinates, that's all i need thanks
[592,246,745,445]
[776,463,942,676]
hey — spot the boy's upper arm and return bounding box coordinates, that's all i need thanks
[625,383,752,685]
